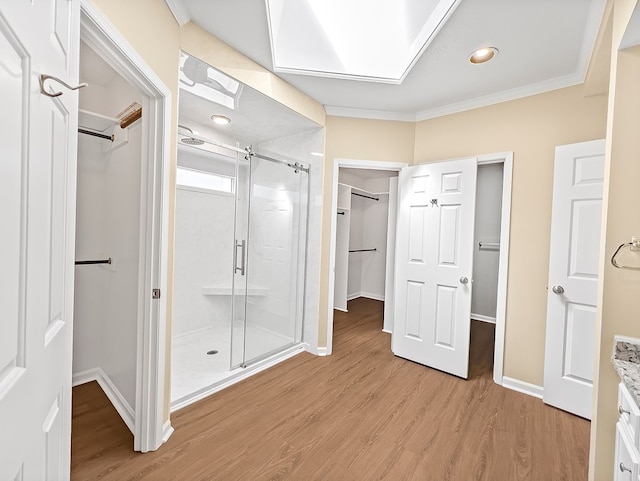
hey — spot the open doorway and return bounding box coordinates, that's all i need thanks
[327,154,512,384]
[71,4,171,454]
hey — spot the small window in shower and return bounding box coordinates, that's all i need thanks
[176,167,234,194]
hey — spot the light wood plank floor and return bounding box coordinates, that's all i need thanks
[71,298,590,480]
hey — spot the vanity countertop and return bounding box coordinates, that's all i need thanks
[612,340,640,408]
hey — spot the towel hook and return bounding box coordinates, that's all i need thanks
[39,74,87,98]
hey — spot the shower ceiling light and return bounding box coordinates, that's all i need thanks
[211,115,231,125]
[469,47,498,64]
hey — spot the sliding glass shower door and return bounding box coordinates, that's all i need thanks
[231,151,308,368]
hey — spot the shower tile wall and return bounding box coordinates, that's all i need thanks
[173,188,234,337]
[256,128,324,350]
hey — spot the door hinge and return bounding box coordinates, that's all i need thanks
[152,288,161,299]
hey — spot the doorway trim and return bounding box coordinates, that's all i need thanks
[476,152,513,385]
[80,1,172,452]
[326,159,408,356]
[326,153,512,385]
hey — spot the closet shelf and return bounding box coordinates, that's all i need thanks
[78,109,129,153]
[202,284,269,296]
[338,182,390,197]
[79,109,119,133]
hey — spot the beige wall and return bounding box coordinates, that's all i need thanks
[590,1,640,479]
[318,117,416,345]
[89,0,325,421]
[318,89,607,382]
[413,86,608,384]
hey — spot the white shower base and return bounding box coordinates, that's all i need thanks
[171,325,296,406]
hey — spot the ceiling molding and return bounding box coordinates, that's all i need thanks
[324,106,416,122]
[576,0,609,80]
[164,0,190,26]
[415,72,584,122]
[325,71,585,123]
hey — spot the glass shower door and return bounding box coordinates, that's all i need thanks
[231,152,308,368]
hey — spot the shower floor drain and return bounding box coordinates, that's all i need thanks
[206,350,219,355]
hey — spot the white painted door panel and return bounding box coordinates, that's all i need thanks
[0,1,79,479]
[543,139,605,419]
[393,158,477,378]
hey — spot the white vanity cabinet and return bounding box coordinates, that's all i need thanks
[614,383,640,480]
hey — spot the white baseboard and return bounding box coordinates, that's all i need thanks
[334,307,348,313]
[471,313,496,324]
[347,292,385,302]
[72,367,135,433]
[162,420,174,443]
[382,329,392,334]
[304,343,329,356]
[501,376,543,399]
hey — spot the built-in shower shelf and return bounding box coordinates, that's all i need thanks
[202,284,269,296]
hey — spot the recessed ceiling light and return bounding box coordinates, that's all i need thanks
[211,115,231,125]
[469,47,498,65]
[310,152,324,157]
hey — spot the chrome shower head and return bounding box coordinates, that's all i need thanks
[181,137,205,146]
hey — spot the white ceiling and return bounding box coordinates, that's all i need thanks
[167,0,606,121]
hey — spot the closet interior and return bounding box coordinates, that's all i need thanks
[334,168,398,331]
[72,41,144,432]
[471,163,504,326]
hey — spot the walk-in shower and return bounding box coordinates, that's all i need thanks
[172,132,311,408]
[171,51,322,410]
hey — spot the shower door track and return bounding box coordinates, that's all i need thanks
[179,134,310,174]
[244,147,310,174]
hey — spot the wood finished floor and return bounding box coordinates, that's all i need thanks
[71,298,590,481]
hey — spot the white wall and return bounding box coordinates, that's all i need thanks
[347,195,365,299]
[74,71,143,413]
[471,163,504,320]
[334,184,351,311]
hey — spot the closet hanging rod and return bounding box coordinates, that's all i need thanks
[75,257,112,266]
[78,128,114,142]
[337,211,345,215]
[352,192,379,201]
[479,242,500,250]
[349,248,377,253]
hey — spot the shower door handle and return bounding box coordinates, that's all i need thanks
[235,240,246,276]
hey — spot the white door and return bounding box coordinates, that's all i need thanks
[543,139,605,419]
[392,158,478,378]
[0,1,79,479]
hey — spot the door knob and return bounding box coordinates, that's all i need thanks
[552,285,564,294]
[459,276,469,285]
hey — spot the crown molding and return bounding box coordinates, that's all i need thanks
[164,0,190,26]
[415,72,584,121]
[324,105,416,122]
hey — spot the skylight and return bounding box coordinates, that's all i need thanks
[265,0,460,84]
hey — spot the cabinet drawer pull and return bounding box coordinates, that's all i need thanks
[619,405,631,416]
[620,462,632,473]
